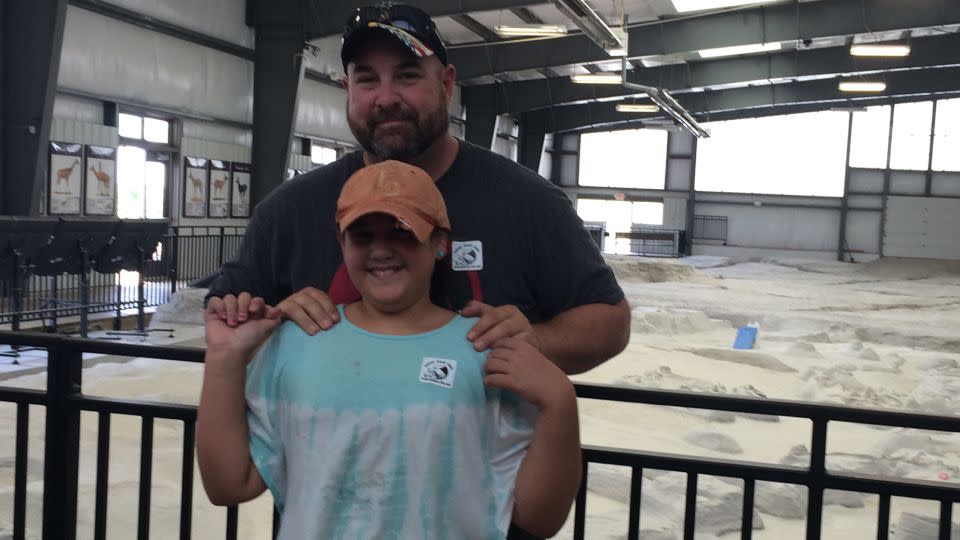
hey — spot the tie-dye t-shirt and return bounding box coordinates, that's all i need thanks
[246,307,536,540]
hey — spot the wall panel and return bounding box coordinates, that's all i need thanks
[59,7,254,124]
[182,119,251,147]
[931,172,960,196]
[50,119,119,148]
[694,203,840,251]
[295,81,356,144]
[53,93,103,123]
[884,196,960,259]
[100,0,254,47]
[848,169,884,193]
[845,210,881,254]
[666,158,691,191]
[889,171,926,195]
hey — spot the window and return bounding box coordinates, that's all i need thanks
[119,113,142,139]
[311,143,338,165]
[695,111,848,197]
[889,101,933,171]
[576,199,664,254]
[933,97,960,172]
[120,112,172,145]
[849,105,891,169]
[579,129,668,189]
[143,117,170,144]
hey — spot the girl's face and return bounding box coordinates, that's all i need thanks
[340,213,442,313]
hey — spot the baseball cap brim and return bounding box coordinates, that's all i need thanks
[338,201,437,245]
[341,22,439,71]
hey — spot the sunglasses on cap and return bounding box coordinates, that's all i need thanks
[341,3,447,68]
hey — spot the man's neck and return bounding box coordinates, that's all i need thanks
[364,135,459,181]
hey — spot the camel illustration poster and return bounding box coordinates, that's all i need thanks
[48,142,83,215]
[84,146,117,215]
[183,156,208,217]
[208,160,231,217]
[231,162,251,218]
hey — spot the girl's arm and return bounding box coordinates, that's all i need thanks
[197,295,280,505]
[484,337,582,538]
[197,351,268,506]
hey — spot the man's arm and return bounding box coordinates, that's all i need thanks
[462,299,631,375]
[532,299,630,375]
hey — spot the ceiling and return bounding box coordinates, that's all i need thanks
[312,0,960,134]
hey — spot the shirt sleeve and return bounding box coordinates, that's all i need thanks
[528,186,625,319]
[485,387,538,535]
[245,333,288,510]
[207,202,279,305]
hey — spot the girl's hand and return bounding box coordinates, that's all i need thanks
[204,293,282,366]
[483,337,574,411]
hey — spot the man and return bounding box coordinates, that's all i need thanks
[207,3,630,375]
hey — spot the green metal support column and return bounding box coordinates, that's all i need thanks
[246,0,308,208]
[1,0,69,216]
[249,23,304,208]
[518,109,546,172]
[462,84,498,150]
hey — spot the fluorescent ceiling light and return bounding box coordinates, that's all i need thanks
[838,81,886,92]
[698,42,781,58]
[616,104,660,113]
[570,73,623,84]
[829,106,868,112]
[673,0,778,13]
[495,24,567,36]
[849,44,911,57]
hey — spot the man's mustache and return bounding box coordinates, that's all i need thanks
[369,108,417,127]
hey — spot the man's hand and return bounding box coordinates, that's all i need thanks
[206,292,281,327]
[461,300,539,352]
[483,337,574,410]
[275,287,340,335]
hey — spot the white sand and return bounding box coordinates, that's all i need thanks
[2,257,959,539]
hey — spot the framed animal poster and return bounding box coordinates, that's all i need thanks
[84,146,117,215]
[183,156,208,218]
[48,142,83,215]
[231,162,251,218]
[208,160,231,218]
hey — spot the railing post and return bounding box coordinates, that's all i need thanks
[170,228,180,294]
[806,418,828,540]
[217,227,226,268]
[43,344,82,540]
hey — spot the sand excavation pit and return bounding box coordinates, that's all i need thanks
[2,256,959,540]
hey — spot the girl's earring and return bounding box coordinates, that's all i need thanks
[436,250,446,259]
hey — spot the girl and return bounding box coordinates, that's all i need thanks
[197,160,580,539]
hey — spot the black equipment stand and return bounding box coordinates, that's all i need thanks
[94,219,173,340]
[0,217,61,362]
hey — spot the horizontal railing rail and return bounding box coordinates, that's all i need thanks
[0,227,244,332]
[0,332,957,540]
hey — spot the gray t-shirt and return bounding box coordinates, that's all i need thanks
[208,139,624,323]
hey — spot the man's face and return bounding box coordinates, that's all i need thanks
[344,37,454,161]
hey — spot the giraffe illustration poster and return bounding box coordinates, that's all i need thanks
[183,156,208,217]
[208,160,231,218]
[48,142,83,215]
[230,162,251,218]
[84,145,117,215]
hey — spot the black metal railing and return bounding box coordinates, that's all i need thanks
[693,215,729,242]
[615,227,682,257]
[0,227,243,331]
[0,331,958,540]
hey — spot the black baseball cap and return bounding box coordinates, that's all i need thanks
[341,4,448,71]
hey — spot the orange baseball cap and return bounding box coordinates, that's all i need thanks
[336,160,450,243]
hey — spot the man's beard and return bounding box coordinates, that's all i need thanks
[348,99,448,161]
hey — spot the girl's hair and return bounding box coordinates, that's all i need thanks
[429,234,457,310]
